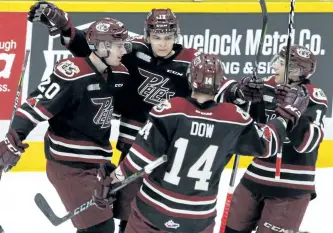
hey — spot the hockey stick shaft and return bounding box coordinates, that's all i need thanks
[0,50,31,177]
[219,155,240,233]
[219,1,267,233]
[252,0,268,79]
[275,0,295,180]
[35,155,167,226]
[9,50,31,125]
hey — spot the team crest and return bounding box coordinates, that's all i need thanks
[56,60,80,77]
[95,22,110,32]
[296,47,312,59]
[312,88,327,101]
[153,99,172,112]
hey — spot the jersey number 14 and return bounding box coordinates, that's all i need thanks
[164,137,218,191]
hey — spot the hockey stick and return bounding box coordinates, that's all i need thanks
[219,1,267,233]
[34,155,167,226]
[0,50,31,178]
[275,0,296,180]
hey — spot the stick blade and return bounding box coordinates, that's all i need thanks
[34,193,62,226]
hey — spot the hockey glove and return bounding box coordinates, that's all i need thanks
[228,76,263,104]
[0,129,29,169]
[28,1,72,36]
[238,76,264,102]
[275,84,309,131]
[92,163,117,210]
[276,84,292,105]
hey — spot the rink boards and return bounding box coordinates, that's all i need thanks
[0,119,331,172]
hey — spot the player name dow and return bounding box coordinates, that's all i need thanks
[190,122,214,138]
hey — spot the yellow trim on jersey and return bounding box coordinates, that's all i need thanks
[10,140,333,172]
[0,1,332,13]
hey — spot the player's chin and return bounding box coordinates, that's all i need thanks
[155,50,171,57]
[109,58,122,66]
[274,75,284,84]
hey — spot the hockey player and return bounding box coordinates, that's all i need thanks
[0,18,132,233]
[225,45,328,233]
[28,4,202,231]
[27,2,264,232]
[91,53,309,233]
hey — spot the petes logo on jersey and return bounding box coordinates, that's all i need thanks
[312,88,327,101]
[138,68,175,105]
[91,97,114,129]
[56,60,80,77]
[153,99,171,112]
[164,220,180,229]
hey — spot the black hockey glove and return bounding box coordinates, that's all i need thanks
[0,129,29,169]
[275,84,309,131]
[227,76,263,104]
[28,1,72,36]
[92,163,117,210]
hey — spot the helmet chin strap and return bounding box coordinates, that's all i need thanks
[287,78,299,85]
[93,50,111,70]
[287,75,304,85]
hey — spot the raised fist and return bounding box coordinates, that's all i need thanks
[28,1,72,36]
[275,84,309,130]
[238,76,264,102]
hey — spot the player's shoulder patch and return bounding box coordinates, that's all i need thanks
[304,84,328,106]
[216,103,252,125]
[53,57,93,81]
[263,75,276,88]
[112,63,129,75]
[175,48,201,63]
[151,97,185,116]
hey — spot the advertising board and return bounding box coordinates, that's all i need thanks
[0,13,28,120]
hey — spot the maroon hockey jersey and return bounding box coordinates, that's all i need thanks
[118,97,287,233]
[61,29,201,154]
[11,57,130,167]
[241,76,328,199]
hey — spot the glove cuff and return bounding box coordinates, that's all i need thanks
[227,83,246,105]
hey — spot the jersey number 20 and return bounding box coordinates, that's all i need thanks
[164,137,218,191]
[37,76,61,99]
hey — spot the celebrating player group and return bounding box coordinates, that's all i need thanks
[0,0,326,233]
